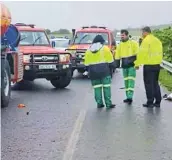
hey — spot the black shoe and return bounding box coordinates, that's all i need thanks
[142,103,154,108]
[154,103,160,108]
[128,99,133,105]
[123,99,133,104]
[106,104,116,109]
[123,99,129,103]
[97,104,105,108]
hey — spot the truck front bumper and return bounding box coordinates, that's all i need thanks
[71,58,86,70]
[23,63,72,80]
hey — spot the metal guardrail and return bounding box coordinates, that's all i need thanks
[161,60,172,73]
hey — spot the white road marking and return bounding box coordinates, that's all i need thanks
[62,109,87,160]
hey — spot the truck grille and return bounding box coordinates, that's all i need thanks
[31,54,59,63]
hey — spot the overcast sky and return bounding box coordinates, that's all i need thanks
[3,1,172,31]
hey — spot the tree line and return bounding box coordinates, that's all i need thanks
[153,27,172,63]
[45,29,71,35]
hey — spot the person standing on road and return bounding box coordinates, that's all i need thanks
[84,35,116,109]
[134,26,163,108]
[114,29,139,105]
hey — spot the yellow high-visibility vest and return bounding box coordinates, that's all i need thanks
[115,40,139,60]
[134,34,163,66]
[84,45,114,66]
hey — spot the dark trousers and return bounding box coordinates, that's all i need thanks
[143,65,162,105]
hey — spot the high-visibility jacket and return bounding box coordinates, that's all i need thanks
[115,40,139,68]
[134,34,163,67]
[84,42,114,80]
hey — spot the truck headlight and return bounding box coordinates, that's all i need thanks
[59,54,70,63]
[66,50,76,57]
[23,55,31,63]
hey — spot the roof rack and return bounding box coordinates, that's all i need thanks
[28,24,35,28]
[15,23,27,26]
[14,23,35,28]
[82,26,107,29]
[90,26,98,28]
[82,26,89,29]
[99,26,106,29]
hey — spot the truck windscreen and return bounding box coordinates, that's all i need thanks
[73,32,109,45]
[19,31,49,46]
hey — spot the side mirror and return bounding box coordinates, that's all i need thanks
[72,29,75,38]
[68,39,71,45]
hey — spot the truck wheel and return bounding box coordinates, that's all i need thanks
[1,60,11,108]
[50,69,72,89]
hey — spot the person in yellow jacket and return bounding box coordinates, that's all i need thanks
[115,29,139,104]
[134,26,163,108]
[84,35,116,109]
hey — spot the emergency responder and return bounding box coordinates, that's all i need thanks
[115,29,139,105]
[134,26,163,108]
[84,35,116,109]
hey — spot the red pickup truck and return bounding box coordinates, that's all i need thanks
[15,23,73,89]
[66,26,116,76]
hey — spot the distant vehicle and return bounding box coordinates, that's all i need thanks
[115,36,121,45]
[50,37,70,51]
[115,32,121,45]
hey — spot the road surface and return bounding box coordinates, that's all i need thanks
[1,69,172,160]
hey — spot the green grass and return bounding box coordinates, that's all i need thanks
[159,69,172,91]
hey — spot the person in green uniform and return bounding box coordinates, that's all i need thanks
[114,29,139,104]
[84,35,116,109]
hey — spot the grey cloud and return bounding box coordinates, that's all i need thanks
[3,1,172,31]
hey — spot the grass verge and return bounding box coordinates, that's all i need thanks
[159,69,172,91]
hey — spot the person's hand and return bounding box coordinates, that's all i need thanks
[83,71,88,76]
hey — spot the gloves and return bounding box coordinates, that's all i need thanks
[83,71,88,76]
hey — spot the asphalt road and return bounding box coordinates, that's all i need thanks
[1,69,172,160]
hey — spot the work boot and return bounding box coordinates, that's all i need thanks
[154,103,161,108]
[106,104,116,109]
[123,99,133,105]
[97,104,105,108]
[142,103,154,108]
[123,99,129,103]
[128,99,133,105]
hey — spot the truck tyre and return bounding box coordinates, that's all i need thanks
[1,60,11,108]
[50,69,72,89]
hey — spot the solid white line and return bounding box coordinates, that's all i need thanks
[62,109,87,160]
